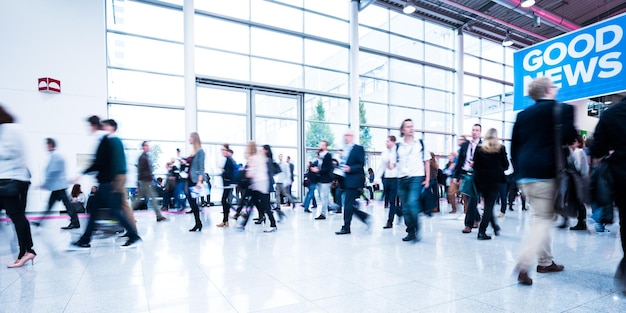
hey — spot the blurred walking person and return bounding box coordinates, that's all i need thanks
[0,105,36,268]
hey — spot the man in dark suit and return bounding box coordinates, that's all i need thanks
[336,129,370,235]
[453,124,482,233]
[589,96,626,292]
[511,77,577,286]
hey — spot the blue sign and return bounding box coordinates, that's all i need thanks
[513,13,626,110]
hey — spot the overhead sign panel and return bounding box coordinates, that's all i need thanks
[513,13,626,110]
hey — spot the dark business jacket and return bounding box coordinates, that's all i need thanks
[473,145,509,190]
[511,99,577,180]
[590,98,626,179]
[318,152,334,183]
[453,139,482,180]
[343,144,365,189]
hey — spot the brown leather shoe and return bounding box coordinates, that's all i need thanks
[518,271,533,285]
[462,227,472,233]
[537,261,564,273]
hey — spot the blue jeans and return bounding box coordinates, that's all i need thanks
[398,176,424,235]
[302,183,317,210]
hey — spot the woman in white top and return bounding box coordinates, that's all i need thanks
[0,105,36,268]
[240,142,277,232]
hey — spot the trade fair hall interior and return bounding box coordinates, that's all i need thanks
[1,0,626,312]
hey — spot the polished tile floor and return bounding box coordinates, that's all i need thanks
[1,199,625,313]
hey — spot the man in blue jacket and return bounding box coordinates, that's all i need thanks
[36,138,78,229]
[335,129,370,235]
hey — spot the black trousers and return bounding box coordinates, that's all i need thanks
[0,180,33,258]
[478,185,500,234]
[251,190,276,227]
[186,179,202,227]
[79,183,139,243]
[45,189,79,226]
[221,187,233,222]
[342,188,369,230]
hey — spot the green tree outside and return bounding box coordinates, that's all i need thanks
[305,98,335,158]
[359,100,372,151]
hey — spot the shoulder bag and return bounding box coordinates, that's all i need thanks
[553,103,584,217]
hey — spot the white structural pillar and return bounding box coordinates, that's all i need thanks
[184,0,197,152]
[349,0,360,143]
[455,28,465,138]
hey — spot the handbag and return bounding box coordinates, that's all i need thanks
[553,103,584,217]
[459,173,478,198]
[0,180,20,197]
[591,155,614,224]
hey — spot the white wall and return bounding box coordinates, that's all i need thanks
[0,0,107,211]
[571,99,599,137]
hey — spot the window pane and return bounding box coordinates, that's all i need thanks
[482,60,504,81]
[109,105,185,141]
[359,4,389,30]
[363,127,388,152]
[359,26,389,52]
[107,0,183,41]
[304,39,349,72]
[197,87,247,114]
[251,28,302,63]
[196,0,250,20]
[464,34,481,56]
[108,69,184,107]
[425,45,453,67]
[390,59,423,85]
[390,35,423,60]
[198,112,248,144]
[482,39,503,63]
[304,67,349,95]
[389,82,422,108]
[255,118,297,146]
[108,33,183,75]
[361,78,388,103]
[362,102,388,127]
[424,111,449,133]
[481,79,502,98]
[464,54,480,75]
[196,48,250,81]
[480,118,503,139]
[423,133,451,156]
[464,75,480,97]
[390,106,422,131]
[304,95,349,124]
[251,0,303,32]
[424,89,451,112]
[423,67,451,90]
[304,12,349,43]
[389,13,423,40]
[360,52,388,79]
[254,93,298,119]
[305,0,349,18]
[424,21,454,47]
[195,17,249,53]
[251,57,302,88]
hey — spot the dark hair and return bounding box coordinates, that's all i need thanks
[157,177,163,183]
[575,134,584,147]
[473,123,482,129]
[400,119,412,137]
[262,144,273,159]
[141,140,149,147]
[46,138,56,148]
[176,148,180,153]
[388,135,396,142]
[87,115,101,128]
[101,119,118,130]
[223,143,233,154]
[71,184,82,198]
[0,105,15,124]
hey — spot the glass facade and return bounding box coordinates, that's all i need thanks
[106,0,516,197]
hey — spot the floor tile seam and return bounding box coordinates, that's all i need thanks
[368,282,471,308]
[61,257,92,313]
